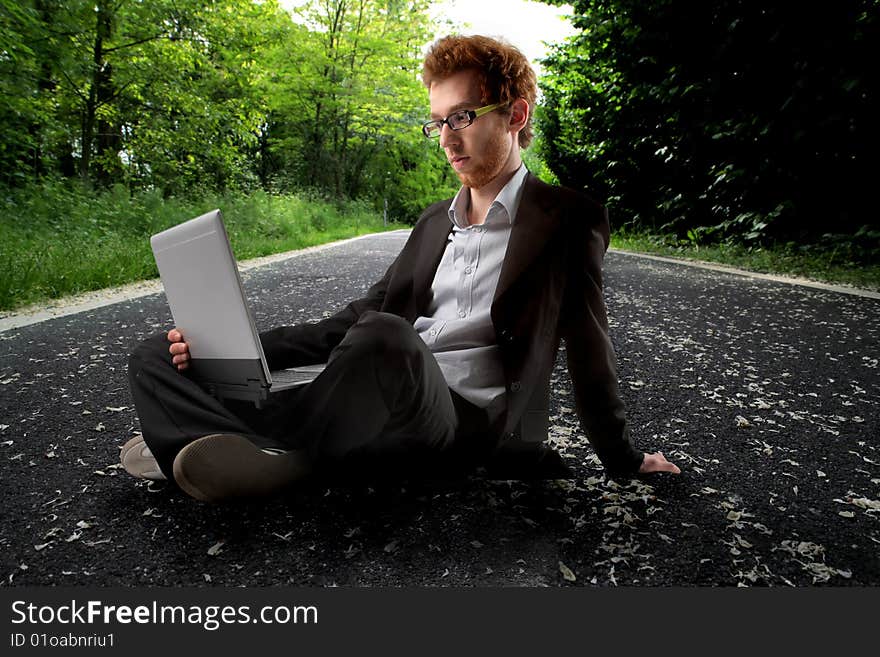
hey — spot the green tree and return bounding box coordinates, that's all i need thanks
[0,0,66,183]
[538,0,880,244]
[1,0,456,216]
[262,0,456,221]
[1,0,283,192]
[116,0,283,193]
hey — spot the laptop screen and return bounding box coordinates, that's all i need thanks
[150,210,270,370]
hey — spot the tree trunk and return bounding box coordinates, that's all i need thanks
[79,0,113,182]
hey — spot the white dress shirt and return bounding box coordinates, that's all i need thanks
[414,164,529,419]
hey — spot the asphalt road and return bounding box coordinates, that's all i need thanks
[1,231,877,587]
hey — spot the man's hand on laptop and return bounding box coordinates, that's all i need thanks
[167,328,190,371]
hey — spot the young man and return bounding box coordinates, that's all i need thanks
[122,35,679,502]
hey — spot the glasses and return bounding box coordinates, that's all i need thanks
[421,103,503,138]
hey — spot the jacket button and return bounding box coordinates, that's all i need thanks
[510,381,522,392]
[506,431,519,441]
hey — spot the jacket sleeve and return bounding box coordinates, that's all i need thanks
[258,256,396,370]
[257,199,449,370]
[560,203,644,474]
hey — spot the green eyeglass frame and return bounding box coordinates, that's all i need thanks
[421,103,503,138]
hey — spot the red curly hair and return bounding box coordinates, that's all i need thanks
[422,35,537,148]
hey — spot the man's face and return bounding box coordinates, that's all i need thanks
[429,69,514,190]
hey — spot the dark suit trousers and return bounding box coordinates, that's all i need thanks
[127,311,492,480]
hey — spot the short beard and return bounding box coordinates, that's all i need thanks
[456,128,509,189]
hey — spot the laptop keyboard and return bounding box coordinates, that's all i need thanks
[271,367,324,384]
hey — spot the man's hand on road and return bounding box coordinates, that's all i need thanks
[639,451,681,474]
[167,328,190,371]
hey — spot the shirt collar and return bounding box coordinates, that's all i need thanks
[448,163,529,229]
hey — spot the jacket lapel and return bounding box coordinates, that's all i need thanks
[492,173,560,306]
[406,173,562,315]
[412,201,454,314]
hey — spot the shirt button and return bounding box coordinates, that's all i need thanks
[458,310,466,318]
[429,328,437,336]
[464,266,473,275]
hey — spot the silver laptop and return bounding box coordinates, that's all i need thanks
[150,209,325,406]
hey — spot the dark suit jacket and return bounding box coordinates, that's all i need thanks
[261,173,643,474]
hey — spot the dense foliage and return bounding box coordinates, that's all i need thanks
[537,0,880,248]
[0,0,457,222]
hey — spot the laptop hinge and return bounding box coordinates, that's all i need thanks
[205,380,269,408]
[189,358,269,408]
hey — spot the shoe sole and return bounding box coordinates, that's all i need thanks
[120,435,166,481]
[172,434,310,502]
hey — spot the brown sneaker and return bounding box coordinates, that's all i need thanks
[171,434,311,502]
[120,434,167,481]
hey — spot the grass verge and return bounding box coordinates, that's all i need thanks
[0,182,403,313]
[611,232,880,292]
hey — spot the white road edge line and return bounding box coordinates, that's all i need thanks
[1,233,874,334]
[0,230,411,333]
[609,249,880,300]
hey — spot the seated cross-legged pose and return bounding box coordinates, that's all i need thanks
[121,34,680,502]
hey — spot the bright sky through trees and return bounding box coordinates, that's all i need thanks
[280,0,576,70]
[427,0,575,69]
